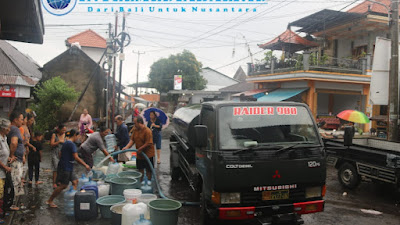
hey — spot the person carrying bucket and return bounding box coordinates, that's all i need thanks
[46,129,90,208]
[122,116,154,181]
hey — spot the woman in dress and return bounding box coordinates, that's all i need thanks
[50,125,66,189]
[147,111,162,164]
[78,109,93,135]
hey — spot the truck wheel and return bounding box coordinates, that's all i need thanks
[171,167,182,181]
[338,163,360,189]
[201,193,216,225]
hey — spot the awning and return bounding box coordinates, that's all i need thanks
[257,88,308,102]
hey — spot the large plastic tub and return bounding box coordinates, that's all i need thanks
[96,195,126,219]
[110,203,129,225]
[109,177,138,196]
[149,199,182,225]
[117,171,142,180]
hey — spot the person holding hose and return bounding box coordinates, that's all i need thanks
[122,116,154,181]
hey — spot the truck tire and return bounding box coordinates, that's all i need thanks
[171,166,182,181]
[201,192,217,225]
[338,163,360,189]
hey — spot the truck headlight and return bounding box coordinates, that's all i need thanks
[221,192,241,204]
[305,186,322,198]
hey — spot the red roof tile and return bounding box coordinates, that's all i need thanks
[66,29,106,49]
[347,0,391,15]
[259,29,319,50]
[140,94,160,102]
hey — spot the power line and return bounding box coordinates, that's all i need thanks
[172,0,294,48]
[213,0,361,70]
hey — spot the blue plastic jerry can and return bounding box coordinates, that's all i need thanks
[140,169,153,194]
[133,214,153,225]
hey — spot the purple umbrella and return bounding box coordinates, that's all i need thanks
[141,108,169,129]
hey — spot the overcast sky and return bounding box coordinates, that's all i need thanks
[10,0,363,93]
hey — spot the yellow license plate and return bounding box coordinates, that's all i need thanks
[262,190,289,200]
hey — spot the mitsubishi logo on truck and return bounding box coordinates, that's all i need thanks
[273,170,281,178]
[254,184,297,192]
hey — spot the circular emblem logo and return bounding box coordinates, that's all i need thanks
[42,0,77,16]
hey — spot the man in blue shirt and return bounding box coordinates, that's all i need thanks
[46,129,90,208]
[114,115,130,161]
[7,111,25,210]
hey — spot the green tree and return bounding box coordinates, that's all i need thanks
[148,50,207,93]
[31,77,78,132]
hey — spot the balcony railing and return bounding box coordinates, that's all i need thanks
[248,53,367,76]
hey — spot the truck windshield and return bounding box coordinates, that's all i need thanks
[218,106,320,150]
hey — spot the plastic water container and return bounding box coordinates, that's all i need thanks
[98,184,110,198]
[121,202,147,225]
[110,203,128,225]
[74,190,98,221]
[138,194,157,220]
[105,134,117,153]
[96,195,126,219]
[64,186,77,217]
[78,174,89,191]
[123,189,142,204]
[92,170,105,181]
[149,199,182,225]
[141,170,153,194]
[80,185,99,199]
[110,177,138,196]
[133,214,153,225]
[85,177,97,186]
[107,162,120,175]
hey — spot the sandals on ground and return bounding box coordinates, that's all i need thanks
[9,205,19,211]
[45,201,58,208]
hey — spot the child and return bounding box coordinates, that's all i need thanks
[46,129,90,208]
[27,132,43,185]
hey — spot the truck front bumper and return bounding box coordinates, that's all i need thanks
[218,200,324,220]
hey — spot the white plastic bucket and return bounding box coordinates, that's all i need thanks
[98,184,110,198]
[123,189,142,204]
[138,194,157,219]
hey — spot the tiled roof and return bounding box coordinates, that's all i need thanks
[347,0,391,15]
[200,67,238,91]
[259,29,319,50]
[232,89,268,97]
[0,40,41,86]
[233,66,247,82]
[140,94,160,102]
[219,82,255,93]
[66,29,107,49]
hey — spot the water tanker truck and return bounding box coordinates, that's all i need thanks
[170,101,326,225]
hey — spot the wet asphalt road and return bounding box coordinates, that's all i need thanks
[9,129,400,225]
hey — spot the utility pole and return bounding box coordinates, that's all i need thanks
[133,50,145,97]
[112,12,118,132]
[117,12,127,115]
[389,0,399,141]
[105,23,113,129]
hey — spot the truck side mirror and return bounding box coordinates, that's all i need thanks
[194,125,208,148]
[343,126,353,146]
